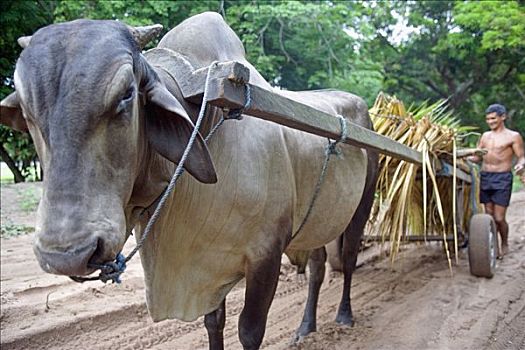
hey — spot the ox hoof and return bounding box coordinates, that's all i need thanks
[291,324,315,345]
[290,333,307,345]
[335,314,354,326]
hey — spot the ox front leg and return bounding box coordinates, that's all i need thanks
[294,247,326,343]
[205,299,226,350]
[238,251,281,350]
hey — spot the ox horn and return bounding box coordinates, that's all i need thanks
[128,24,163,49]
[17,36,32,49]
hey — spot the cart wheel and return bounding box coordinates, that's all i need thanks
[468,214,497,278]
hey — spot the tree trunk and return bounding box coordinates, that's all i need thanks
[0,143,25,183]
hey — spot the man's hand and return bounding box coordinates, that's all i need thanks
[464,148,487,163]
[516,163,525,184]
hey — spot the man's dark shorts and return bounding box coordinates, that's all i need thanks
[480,171,513,207]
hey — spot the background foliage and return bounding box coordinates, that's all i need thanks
[1,0,524,182]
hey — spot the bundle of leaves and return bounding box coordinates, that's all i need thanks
[368,92,479,267]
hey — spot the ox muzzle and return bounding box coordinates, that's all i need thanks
[33,237,100,276]
[33,216,124,277]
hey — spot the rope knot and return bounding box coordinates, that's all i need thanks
[98,253,127,284]
[226,84,251,120]
[326,141,340,156]
[69,252,127,284]
[326,115,348,156]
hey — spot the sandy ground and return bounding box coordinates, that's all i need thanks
[1,182,524,350]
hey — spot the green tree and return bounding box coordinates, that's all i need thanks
[53,0,222,45]
[0,0,222,182]
[0,0,55,182]
[225,1,384,104]
[452,0,525,135]
[3,0,523,182]
[380,1,525,136]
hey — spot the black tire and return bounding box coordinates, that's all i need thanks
[468,214,497,278]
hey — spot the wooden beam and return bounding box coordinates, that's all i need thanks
[145,48,250,104]
[206,77,423,164]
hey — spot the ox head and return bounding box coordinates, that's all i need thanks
[0,19,216,276]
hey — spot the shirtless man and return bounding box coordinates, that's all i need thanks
[469,104,525,258]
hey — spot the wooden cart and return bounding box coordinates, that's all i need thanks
[157,55,497,278]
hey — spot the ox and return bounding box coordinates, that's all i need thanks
[0,12,377,349]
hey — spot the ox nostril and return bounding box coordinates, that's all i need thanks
[88,238,107,267]
[33,238,98,276]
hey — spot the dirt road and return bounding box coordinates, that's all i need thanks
[1,183,524,350]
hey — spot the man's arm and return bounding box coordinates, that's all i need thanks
[468,133,487,164]
[512,132,525,175]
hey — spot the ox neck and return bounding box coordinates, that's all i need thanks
[126,69,226,227]
[127,142,173,216]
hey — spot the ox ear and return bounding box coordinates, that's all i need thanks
[145,84,217,184]
[0,92,28,133]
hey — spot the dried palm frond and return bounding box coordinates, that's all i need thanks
[368,92,479,266]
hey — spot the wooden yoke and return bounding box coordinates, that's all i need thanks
[145,48,251,104]
[147,50,422,165]
[206,77,422,164]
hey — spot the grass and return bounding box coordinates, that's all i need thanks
[0,162,41,184]
[0,165,41,238]
[17,187,41,213]
[0,162,14,184]
[0,223,35,238]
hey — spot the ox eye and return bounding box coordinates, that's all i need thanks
[123,87,134,101]
[116,87,135,114]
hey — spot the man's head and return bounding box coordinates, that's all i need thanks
[485,103,507,131]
